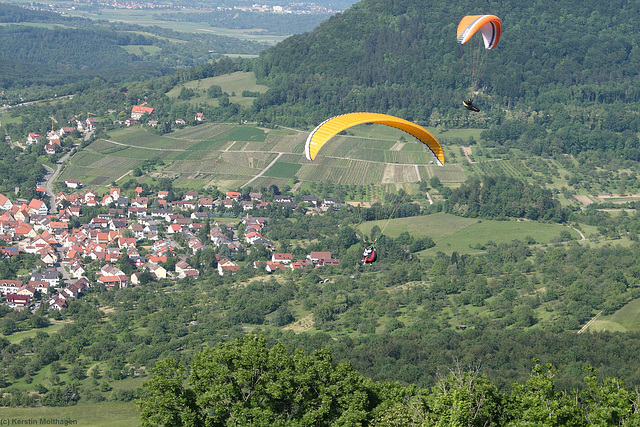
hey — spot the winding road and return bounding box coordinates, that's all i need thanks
[43,149,73,212]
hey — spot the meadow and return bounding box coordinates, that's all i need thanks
[166,72,270,108]
[1,402,140,427]
[358,212,582,255]
[591,299,640,333]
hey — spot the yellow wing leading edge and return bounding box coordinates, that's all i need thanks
[304,112,444,166]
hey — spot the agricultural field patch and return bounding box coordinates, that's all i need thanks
[432,164,468,183]
[170,123,234,140]
[598,298,640,332]
[108,128,196,150]
[163,159,257,177]
[264,161,302,178]
[69,151,106,167]
[224,126,268,142]
[266,131,307,153]
[358,212,580,255]
[222,151,276,169]
[186,138,231,152]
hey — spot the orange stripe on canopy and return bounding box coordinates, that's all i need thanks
[457,15,502,49]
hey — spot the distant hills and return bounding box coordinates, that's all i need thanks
[252,0,640,126]
[0,3,268,88]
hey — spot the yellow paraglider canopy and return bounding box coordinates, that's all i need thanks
[304,112,445,166]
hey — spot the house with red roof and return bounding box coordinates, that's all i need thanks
[26,133,41,144]
[218,259,240,276]
[98,275,129,289]
[6,294,30,309]
[167,223,182,234]
[28,199,48,216]
[0,194,13,210]
[131,102,154,119]
[265,261,286,273]
[28,280,50,294]
[272,253,293,264]
[245,231,264,244]
[175,260,199,279]
[0,279,22,295]
[49,295,67,311]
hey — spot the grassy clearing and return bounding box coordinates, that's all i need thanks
[2,320,68,344]
[358,212,581,255]
[594,299,640,332]
[166,72,269,107]
[1,402,140,427]
[121,45,162,55]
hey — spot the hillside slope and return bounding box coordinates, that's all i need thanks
[252,0,640,126]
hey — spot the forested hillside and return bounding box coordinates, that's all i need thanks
[252,0,640,128]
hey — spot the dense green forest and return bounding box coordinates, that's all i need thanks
[138,335,640,426]
[251,0,640,132]
[0,133,45,200]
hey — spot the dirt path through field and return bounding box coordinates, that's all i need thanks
[241,152,283,188]
[382,164,395,183]
[462,146,474,163]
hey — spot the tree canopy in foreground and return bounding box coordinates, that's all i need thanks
[138,334,640,426]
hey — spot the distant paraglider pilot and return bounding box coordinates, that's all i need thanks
[463,98,480,112]
[362,246,377,264]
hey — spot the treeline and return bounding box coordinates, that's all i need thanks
[444,176,568,222]
[480,119,640,160]
[138,334,640,426]
[0,135,46,200]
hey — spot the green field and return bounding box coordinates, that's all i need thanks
[2,320,68,344]
[591,299,640,333]
[358,212,581,255]
[264,161,302,178]
[1,402,140,427]
[166,72,270,107]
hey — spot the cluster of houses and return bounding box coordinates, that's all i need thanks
[118,102,206,127]
[0,269,89,311]
[0,185,342,311]
[26,115,97,154]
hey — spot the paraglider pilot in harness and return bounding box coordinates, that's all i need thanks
[463,98,480,112]
[362,246,377,264]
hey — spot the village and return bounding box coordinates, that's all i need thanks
[0,103,343,314]
[0,187,343,313]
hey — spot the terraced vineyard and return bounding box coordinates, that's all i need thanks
[59,122,476,193]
